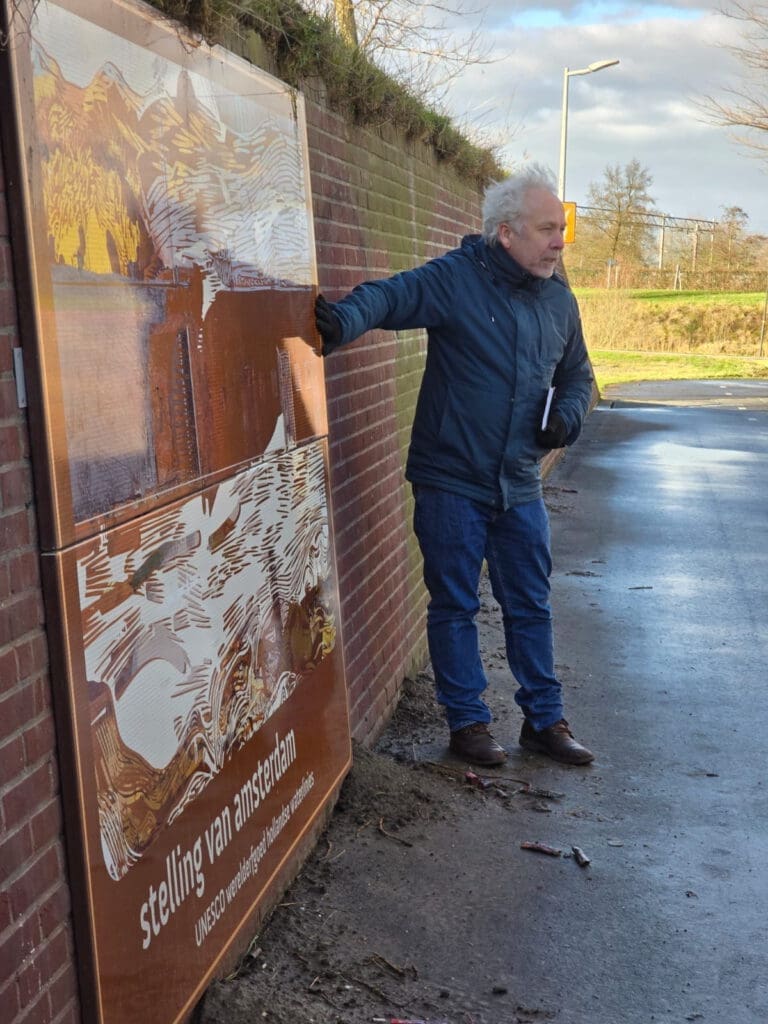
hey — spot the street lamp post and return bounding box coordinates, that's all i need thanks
[557,59,619,201]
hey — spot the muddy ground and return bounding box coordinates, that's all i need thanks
[198,541,582,1024]
[198,672,566,1024]
[199,674,470,1024]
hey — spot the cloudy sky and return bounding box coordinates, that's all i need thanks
[436,1,768,234]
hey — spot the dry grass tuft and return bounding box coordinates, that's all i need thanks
[576,289,767,357]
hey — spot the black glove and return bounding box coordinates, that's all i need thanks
[315,294,342,355]
[536,412,568,450]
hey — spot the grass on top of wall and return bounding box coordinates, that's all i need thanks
[5,0,501,184]
[145,0,503,185]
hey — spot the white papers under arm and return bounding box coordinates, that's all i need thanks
[541,386,555,430]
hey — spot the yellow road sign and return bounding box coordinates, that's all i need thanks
[563,202,576,244]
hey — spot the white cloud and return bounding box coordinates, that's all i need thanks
[440,2,768,231]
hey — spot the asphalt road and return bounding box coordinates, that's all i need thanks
[534,378,768,1023]
[366,378,768,1024]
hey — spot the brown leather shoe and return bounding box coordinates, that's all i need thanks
[519,719,594,765]
[449,723,507,766]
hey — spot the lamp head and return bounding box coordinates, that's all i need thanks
[587,59,620,72]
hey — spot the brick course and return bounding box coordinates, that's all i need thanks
[307,102,482,742]
[0,130,81,1024]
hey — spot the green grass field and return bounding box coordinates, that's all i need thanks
[630,290,766,307]
[590,349,768,388]
[574,288,766,308]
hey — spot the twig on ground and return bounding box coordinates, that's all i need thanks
[311,908,338,942]
[316,989,343,1011]
[340,970,405,1005]
[368,952,418,978]
[293,952,345,1010]
[506,780,564,800]
[423,762,563,800]
[464,769,493,790]
[520,841,562,857]
[317,834,347,862]
[529,801,553,813]
[378,819,414,847]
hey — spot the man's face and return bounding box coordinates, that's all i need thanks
[498,187,566,278]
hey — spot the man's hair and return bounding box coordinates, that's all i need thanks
[482,163,558,244]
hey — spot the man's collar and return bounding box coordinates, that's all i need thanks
[483,239,540,290]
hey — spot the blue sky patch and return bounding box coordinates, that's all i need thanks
[510,4,705,29]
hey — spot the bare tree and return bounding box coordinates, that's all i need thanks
[577,160,658,268]
[306,0,493,106]
[704,2,768,156]
[710,205,759,271]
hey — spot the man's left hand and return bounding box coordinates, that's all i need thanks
[315,294,342,355]
[537,412,568,449]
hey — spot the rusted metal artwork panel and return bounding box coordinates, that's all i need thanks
[50,442,348,1024]
[6,0,328,546]
[1,2,350,1022]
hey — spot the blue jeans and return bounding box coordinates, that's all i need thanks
[413,484,564,732]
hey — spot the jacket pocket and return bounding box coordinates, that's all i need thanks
[434,384,510,483]
[538,307,568,385]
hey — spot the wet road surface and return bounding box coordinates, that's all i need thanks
[363,379,768,1024]
[526,378,768,1022]
[209,378,768,1024]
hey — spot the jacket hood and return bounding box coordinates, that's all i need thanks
[460,233,544,293]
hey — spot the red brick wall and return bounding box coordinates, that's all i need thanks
[0,74,484,1024]
[0,139,81,1022]
[306,100,483,743]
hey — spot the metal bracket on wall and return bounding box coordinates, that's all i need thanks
[13,347,27,409]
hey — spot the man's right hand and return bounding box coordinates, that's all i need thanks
[315,294,342,355]
[536,411,568,450]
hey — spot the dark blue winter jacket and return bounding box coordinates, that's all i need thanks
[327,234,593,509]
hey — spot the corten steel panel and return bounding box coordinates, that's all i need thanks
[45,445,348,1024]
[3,0,330,548]
[1,2,350,1022]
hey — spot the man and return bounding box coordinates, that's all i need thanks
[314,163,594,767]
